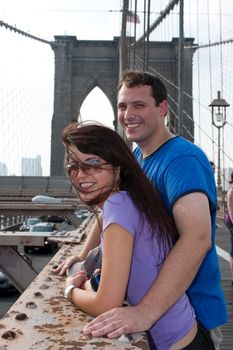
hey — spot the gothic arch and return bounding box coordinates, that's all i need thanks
[75,76,116,120]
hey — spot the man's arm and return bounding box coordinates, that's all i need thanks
[79,214,102,259]
[83,192,212,338]
[53,214,102,275]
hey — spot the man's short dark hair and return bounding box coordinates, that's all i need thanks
[118,69,167,106]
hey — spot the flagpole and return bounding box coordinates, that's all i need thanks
[119,0,129,75]
[118,0,131,141]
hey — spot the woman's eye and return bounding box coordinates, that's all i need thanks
[86,159,101,166]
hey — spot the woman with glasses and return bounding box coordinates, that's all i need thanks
[59,122,214,350]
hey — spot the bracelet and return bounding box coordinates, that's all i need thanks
[64,284,76,301]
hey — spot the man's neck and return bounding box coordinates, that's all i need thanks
[139,130,175,158]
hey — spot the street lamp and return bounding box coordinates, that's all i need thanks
[209,91,230,190]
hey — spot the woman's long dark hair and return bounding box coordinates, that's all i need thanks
[62,122,178,250]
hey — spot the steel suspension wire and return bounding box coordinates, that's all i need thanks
[145,0,151,71]
[0,20,51,44]
[133,0,138,68]
[207,0,215,163]
[135,0,179,45]
[195,0,201,145]
[143,0,147,69]
[218,0,226,190]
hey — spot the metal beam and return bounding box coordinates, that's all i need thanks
[0,246,37,292]
[0,230,84,246]
[0,202,82,228]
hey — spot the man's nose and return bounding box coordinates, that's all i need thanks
[123,106,134,119]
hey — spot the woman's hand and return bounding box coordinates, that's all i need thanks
[66,271,88,289]
[52,255,84,276]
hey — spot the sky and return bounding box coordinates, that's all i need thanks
[1,0,233,176]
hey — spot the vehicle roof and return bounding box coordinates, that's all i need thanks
[32,222,55,227]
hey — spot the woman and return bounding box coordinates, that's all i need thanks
[60,122,214,350]
[224,172,233,285]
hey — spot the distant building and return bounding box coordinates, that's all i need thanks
[0,162,8,175]
[21,155,42,176]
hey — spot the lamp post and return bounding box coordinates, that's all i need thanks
[209,91,230,190]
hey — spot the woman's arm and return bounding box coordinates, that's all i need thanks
[67,223,134,316]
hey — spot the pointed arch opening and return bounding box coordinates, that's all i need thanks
[80,87,115,129]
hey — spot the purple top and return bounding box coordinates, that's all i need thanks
[102,191,195,350]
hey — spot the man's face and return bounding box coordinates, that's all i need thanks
[117,84,167,145]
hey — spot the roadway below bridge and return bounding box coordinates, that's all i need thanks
[0,248,57,318]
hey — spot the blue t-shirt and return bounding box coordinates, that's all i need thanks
[102,191,195,350]
[134,136,228,330]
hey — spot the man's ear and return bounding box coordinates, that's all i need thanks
[159,100,168,117]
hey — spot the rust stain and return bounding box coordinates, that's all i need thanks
[15,313,28,320]
[33,291,43,298]
[1,330,16,340]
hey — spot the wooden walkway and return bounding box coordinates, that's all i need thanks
[215,218,233,350]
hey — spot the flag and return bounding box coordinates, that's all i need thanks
[126,10,140,24]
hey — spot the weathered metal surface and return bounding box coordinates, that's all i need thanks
[0,229,84,246]
[0,218,149,349]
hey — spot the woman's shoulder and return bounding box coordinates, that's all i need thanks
[106,191,133,206]
[104,191,138,216]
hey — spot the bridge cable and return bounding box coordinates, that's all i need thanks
[0,20,51,45]
[196,0,201,145]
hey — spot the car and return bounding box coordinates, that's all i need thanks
[32,195,62,204]
[74,208,90,221]
[24,222,58,254]
[19,217,43,232]
[0,271,20,296]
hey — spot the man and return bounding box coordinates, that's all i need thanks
[83,70,228,349]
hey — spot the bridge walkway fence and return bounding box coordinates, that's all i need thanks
[0,214,149,349]
[0,176,75,198]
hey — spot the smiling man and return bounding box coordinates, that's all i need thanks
[83,70,228,350]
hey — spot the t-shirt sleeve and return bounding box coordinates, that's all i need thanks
[102,193,140,237]
[163,154,217,212]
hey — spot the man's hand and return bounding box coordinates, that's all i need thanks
[83,304,152,338]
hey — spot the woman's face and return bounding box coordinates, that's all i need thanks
[65,145,118,205]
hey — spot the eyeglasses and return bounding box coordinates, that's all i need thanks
[65,159,109,176]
